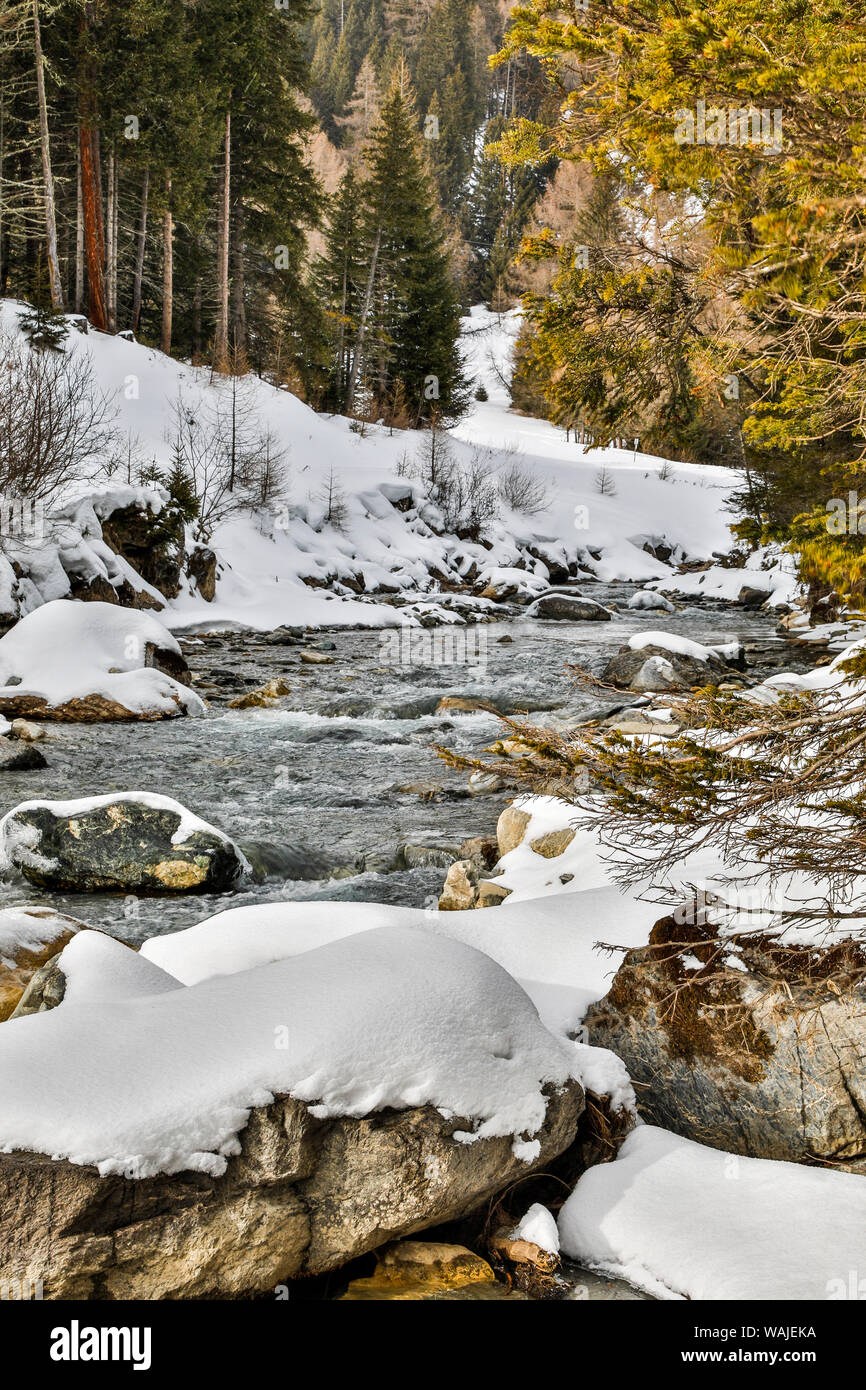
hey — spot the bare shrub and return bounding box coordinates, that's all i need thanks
[0,328,118,505]
[413,425,499,539]
[168,390,290,540]
[498,461,551,516]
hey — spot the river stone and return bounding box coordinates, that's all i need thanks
[228,678,291,709]
[601,643,725,691]
[10,719,45,742]
[0,1085,584,1298]
[0,908,84,1021]
[438,859,478,911]
[2,799,246,894]
[436,696,501,715]
[0,739,47,771]
[526,593,613,622]
[476,881,512,909]
[529,828,576,859]
[586,913,866,1171]
[8,951,67,1018]
[497,805,532,857]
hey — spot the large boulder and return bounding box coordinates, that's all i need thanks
[98,497,185,600]
[526,592,613,622]
[586,913,866,1171]
[0,1086,582,1299]
[0,793,248,893]
[0,925,584,1298]
[497,805,532,857]
[602,643,725,691]
[0,906,84,1021]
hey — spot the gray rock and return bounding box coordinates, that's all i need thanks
[586,913,866,1171]
[0,1085,584,1298]
[602,643,725,691]
[9,953,66,1018]
[2,798,246,894]
[0,739,47,771]
[526,593,613,622]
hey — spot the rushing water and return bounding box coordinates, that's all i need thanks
[0,584,811,945]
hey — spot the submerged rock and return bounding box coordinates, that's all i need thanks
[228,678,291,709]
[0,739,47,771]
[1,794,247,894]
[587,913,866,1171]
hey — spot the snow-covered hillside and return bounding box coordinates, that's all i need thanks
[1,300,751,632]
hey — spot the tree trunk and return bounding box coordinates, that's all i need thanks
[74,136,84,313]
[131,167,149,334]
[79,118,106,330]
[105,145,116,331]
[346,223,381,416]
[32,0,63,311]
[215,109,231,365]
[161,176,173,356]
[230,199,245,357]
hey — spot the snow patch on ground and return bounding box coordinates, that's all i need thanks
[559,1125,866,1300]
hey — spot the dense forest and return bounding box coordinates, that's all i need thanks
[3,0,866,593]
[0,0,551,425]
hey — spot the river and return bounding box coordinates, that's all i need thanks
[0,583,812,946]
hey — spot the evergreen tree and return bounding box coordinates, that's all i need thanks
[347,77,468,424]
[315,165,366,411]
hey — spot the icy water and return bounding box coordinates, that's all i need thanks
[0,584,811,945]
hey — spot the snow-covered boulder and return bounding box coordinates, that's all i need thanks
[0,792,249,893]
[626,589,675,613]
[0,926,584,1298]
[602,631,743,691]
[0,600,202,720]
[476,567,548,603]
[0,905,85,1021]
[586,912,866,1171]
[525,591,613,622]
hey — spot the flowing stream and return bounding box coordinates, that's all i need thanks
[0,584,811,946]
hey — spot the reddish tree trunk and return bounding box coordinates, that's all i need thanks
[79,119,106,331]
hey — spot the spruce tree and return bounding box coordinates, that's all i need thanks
[315,165,366,411]
[348,77,467,424]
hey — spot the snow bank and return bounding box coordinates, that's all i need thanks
[0,926,578,1177]
[559,1126,866,1300]
[140,886,645,1041]
[0,298,746,632]
[0,600,203,716]
[649,544,800,608]
[60,931,185,1005]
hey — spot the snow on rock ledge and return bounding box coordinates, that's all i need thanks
[0,600,203,720]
